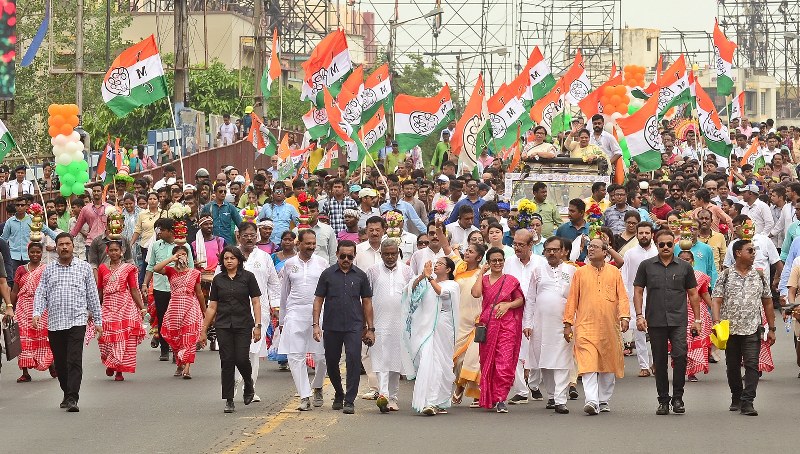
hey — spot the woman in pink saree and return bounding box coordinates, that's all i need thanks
[471,247,525,413]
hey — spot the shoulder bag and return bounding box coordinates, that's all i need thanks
[3,317,21,361]
[474,276,506,343]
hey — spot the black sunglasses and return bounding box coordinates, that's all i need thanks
[658,241,674,248]
[417,240,429,246]
[339,254,355,260]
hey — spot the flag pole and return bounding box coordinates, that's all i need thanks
[278,73,284,138]
[165,98,187,186]
[15,144,48,212]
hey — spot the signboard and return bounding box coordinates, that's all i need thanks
[505,172,610,215]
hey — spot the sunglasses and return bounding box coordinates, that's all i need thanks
[339,254,355,261]
[489,258,505,264]
[658,241,674,248]
[417,240,429,246]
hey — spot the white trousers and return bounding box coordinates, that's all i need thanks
[376,371,401,401]
[527,362,542,390]
[582,372,615,406]
[362,344,378,391]
[508,359,530,398]
[288,353,327,399]
[541,369,570,405]
[629,301,651,369]
[234,352,260,389]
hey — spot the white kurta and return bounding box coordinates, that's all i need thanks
[505,254,547,362]
[277,254,328,355]
[410,247,447,275]
[620,244,657,301]
[355,241,382,270]
[525,261,576,370]
[366,261,414,374]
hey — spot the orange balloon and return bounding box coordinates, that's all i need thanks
[610,95,621,105]
[66,114,80,128]
[617,85,627,96]
[59,123,74,136]
[47,104,59,116]
[48,115,64,127]
[48,125,60,137]
[67,104,80,116]
[618,103,629,114]
[600,95,611,106]
[605,104,617,114]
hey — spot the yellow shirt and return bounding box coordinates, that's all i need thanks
[697,231,727,273]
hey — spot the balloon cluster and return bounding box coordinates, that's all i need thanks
[48,104,89,197]
[600,85,630,116]
[623,65,647,87]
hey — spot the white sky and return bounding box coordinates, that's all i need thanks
[620,0,717,31]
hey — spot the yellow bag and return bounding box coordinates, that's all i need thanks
[710,320,730,350]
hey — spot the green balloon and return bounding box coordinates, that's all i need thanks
[628,105,641,115]
[77,171,90,183]
[60,185,73,197]
[72,182,85,195]
[55,164,68,176]
[67,161,80,174]
[78,160,89,171]
[60,173,76,187]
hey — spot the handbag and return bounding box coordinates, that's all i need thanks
[3,317,21,361]
[474,276,506,343]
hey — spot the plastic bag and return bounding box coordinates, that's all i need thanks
[710,320,730,350]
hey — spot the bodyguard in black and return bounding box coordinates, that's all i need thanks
[313,239,374,414]
[201,245,262,414]
[633,229,701,416]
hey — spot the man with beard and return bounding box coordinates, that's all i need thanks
[54,196,71,232]
[620,222,657,377]
[589,114,622,168]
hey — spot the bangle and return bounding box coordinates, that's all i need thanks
[312,322,319,326]
[636,315,645,319]
[694,319,702,324]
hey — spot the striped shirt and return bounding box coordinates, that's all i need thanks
[33,258,102,331]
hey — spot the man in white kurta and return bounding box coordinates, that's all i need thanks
[620,223,657,376]
[366,240,414,412]
[524,237,576,413]
[354,215,386,399]
[278,230,329,410]
[503,229,547,403]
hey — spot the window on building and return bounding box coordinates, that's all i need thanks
[647,38,652,52]
[745,91,757,115]
[760,92,766,114]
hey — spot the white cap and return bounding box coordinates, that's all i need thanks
[436,174,450,183]
[742,184,760,194]
[639,181,649,190]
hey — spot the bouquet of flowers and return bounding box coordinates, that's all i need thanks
[586,202,604,239]
[240,206,258,224]
[384,211,404,245]
[433,198,450,224]
[297,191,315,229]
[167,202,193,245]
[516,198,539,230]
[740,219,755,241]
[105,205,125,240]
[28,203,45,242]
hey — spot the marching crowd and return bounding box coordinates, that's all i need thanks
[1,113,800,418]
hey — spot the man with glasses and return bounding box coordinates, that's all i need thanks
[201,182,242,246]
[634,229,701,415]
[313,240,374,414]
[603,184,634,235]
[258,181,299,243]
[446,178,485,227]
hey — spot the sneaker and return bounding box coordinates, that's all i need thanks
[496,402,508,413]
[545,399,556,409]
[729,398,741,412]
[332,395,344,411]
[66,401,80,413]
[529,388,544,401]
[159,352,169,361]
[388,399,400,411]
[278,363,289,371]
[671,398,685,414]
[469,399,480,408]
[740,402,758,416]
[297,397,311,411]
[224,399,235,413]
[508,394,529,405]
[568,385,579,400]
[687,374,698,382]
[360,390,380,400]
[376,395,389,413]
[312,388,324,407]
[422,405,436,416]
[252,394,261,403]
[583,402,599,415]
[656,402,670,415]
[599,402,611,413]
[554,404,569,414]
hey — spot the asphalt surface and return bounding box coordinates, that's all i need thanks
[2,318,799,453]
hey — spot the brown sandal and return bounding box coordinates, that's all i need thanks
[174,365,184,377]
[638,368,651,377]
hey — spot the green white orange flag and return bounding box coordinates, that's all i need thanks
[261,28,281,100]
[560,50,592,106]
[302,106,330,140]
[657,54,692,116]
[740,139,765,172]
[617,90,663,172]
[361,63,393,119]
[359,105,388,157]
[642,55,663,97]
[316,145,336,171]
[578,73,623,118]
[695,83,732,158]
[337,65,364,129]
[323,87,367,172]
[521,46,556,105]
[394,84,455,152]
[530,82,566,135]
[713,19,737,97]
[247,112,278,156]
[451,74,492,174]
[0,118,17,163]
[488,80,533,149]
[102,35,168,117]
[301,30,352,106]
[728,91,744,122]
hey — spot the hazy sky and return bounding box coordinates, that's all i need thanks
[619,0,717,31]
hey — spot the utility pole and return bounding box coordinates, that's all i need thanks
[253,0,266,116]
[173,0,189,109]
[76,0,84,112]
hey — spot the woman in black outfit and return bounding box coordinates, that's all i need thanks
[200,246,263,413]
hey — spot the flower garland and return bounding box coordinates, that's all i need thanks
[586,202,603,239]
[297,191,315,229]
[384,211,404,245]
[167,202,193,245]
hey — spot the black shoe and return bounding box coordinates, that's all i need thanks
[243,387,255,405]
[656,403,670,415]
[740,402,758,416]
[59,399,68,409]
[508,394,529,404]
[150,338,159,349]
[332,395,344,411]
[729,398,741,412]
[224,399,235,413]
[159,353,168,361]
[554,404,569,414]
[529,388,544,401]
[210,339,217,351]
[671,398,685,414]
[568,385,579,400]
[545,399,556,409]
[66,401,80,413]
[342,402,355,414]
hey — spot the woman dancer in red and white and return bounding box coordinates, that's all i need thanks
[11,242,55,382]
[97,240,147,381]
[154,245,206,378]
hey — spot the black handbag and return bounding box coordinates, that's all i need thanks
[3,317,21,361]
[474,276,506,343]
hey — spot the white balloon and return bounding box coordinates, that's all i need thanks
[55,134,69,147]
[55,153,71,166]
[72,150,84,162]
[70,131,81,142]
[52,145,67,156]
[69,141,84,154]
[610,112,623,120]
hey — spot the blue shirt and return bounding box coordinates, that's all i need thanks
[446,197,486,227]
[673,241,718,289]
[555,221,589,261]
[201,201,243,245]
[0,215,57,261]
[779,236,800,297]
[379,200,427,233]
[258,202,299,243]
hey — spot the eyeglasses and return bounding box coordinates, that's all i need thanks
[489,258,505,264]
[658,241,674,248]
[743,248,756,253]
[240,233,257,239]
[544,248,562,253]
[513,242,531,248]
[417,240,429,246]
[587,244,605,250]
[339,254,355,260]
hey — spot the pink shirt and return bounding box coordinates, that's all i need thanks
[70,202,110,244]
[337,231,360,243]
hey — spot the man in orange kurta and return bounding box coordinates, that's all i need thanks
[563,237,630,415]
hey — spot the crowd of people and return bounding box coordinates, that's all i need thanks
[0,113,799,418]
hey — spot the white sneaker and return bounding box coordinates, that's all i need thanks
[233,377,243,398]
[253,394,261,403]
[360,390,379,400]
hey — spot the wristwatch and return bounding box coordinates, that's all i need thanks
[366,326,376,332]
[694,319,702,324]
[768,326,776,332]
[254,323,262,329]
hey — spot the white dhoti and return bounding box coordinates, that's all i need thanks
[411,314,456,411]
[582,372,616,406]
[541,368,571,405]
[278,311,326,399]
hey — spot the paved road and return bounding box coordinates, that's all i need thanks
[2,321,799,453]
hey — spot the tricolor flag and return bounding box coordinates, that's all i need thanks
[317,146,336,171]
[323,87,368,172]
[301,30,352,106]
[101,35,168,117]
[617,91,663,172]
[530,83,567,135]
[508,130,522,172]
[713,19,737,97]
[359,106,388,157]
[578,73,623,119]
[657,54,692,116]
[521,46,557,105]
[0,119,17,163]
[337,65,364,129]
[247,113,278,156]
[559,50,592,106]
[488,81,533,148]
[451,74,492,174]
[394,84,455,152]
[97,136,114,182]
[260,28,282,100]
[728,91,744,122]
[695,84,732,158]
[740,139,765,172]
[361,63,393,119]
[302,106,331,140]
[643,55,663,96]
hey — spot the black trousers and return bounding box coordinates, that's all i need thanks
[648,325,687,404]
[48,325,86,404]
[153,290,171,354]
[217,327,253,400]
[324,330,362,405]
[726,331,761,403]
